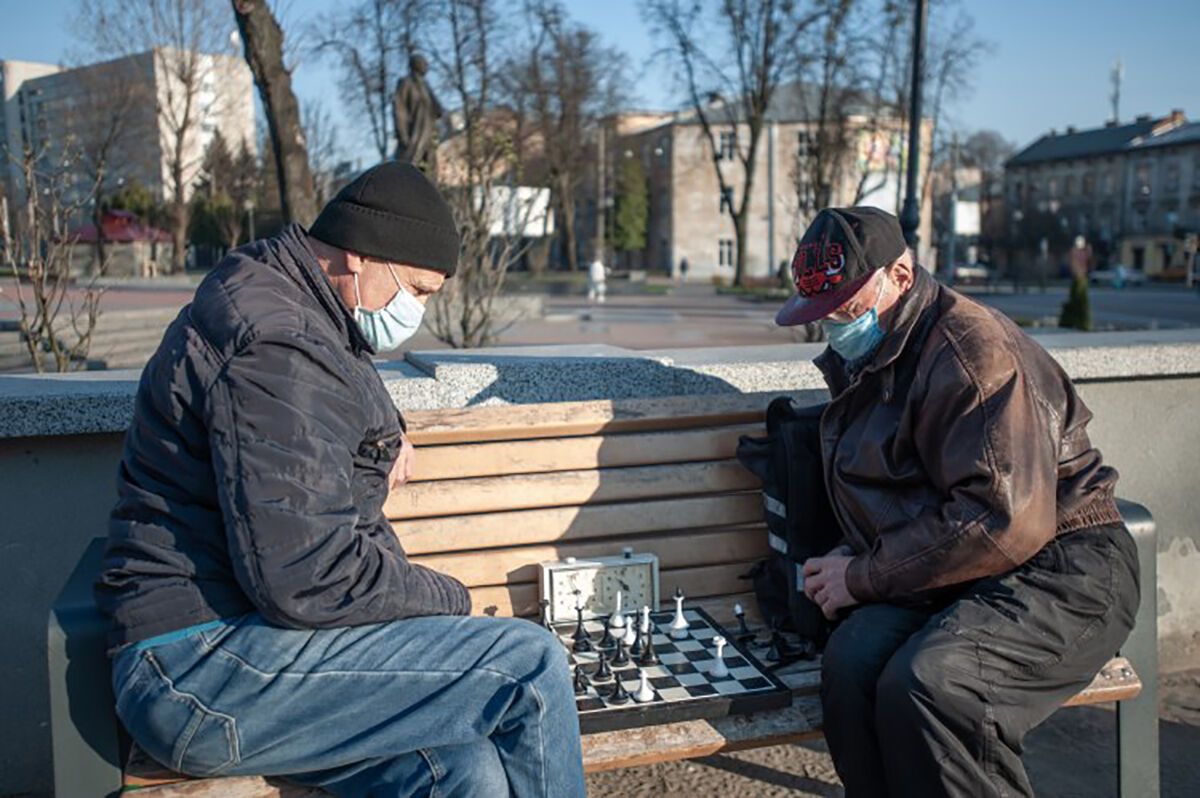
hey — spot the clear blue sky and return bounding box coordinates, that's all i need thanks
[3,0,1197,161]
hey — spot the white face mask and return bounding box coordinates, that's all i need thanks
[353,263,425,352]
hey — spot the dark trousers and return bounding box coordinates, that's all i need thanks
[820,523,1140,798]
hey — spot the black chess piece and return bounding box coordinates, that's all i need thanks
[598,617,615,650]
[734,606,754,643]
[607,676,631,705]
[573,666,589,696]
[629,622,644,658]
[765,630,785,662]
[571,605,588,641]
[572,635,593,654]
[592,649,614,681]
[539,599,554,633]
[611,636,630,667]
[637,630,659,666]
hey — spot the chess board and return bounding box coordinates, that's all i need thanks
[553,607,792,734]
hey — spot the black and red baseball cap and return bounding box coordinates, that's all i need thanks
[775,207,906,326]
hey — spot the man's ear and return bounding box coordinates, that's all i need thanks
[889,257,915,294]
[343,251,366,276]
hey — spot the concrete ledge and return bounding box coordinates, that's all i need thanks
[2,329,1200,439]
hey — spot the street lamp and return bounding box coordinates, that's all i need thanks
[899,0,928,250]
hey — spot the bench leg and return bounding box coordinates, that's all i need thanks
[1116,501,1159,798]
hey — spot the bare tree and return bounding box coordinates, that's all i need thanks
[76,0,235,273]
[514,1,621,272]
[424,0,541,348]
[302,100,341,205]
[310,0,427,163]
[1,148,105,372]
[196,132,259,248]
[646,0,826,286]
[232,0,319,225]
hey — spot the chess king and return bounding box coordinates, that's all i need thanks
[94,162,586,796]
[776,207,1139,798]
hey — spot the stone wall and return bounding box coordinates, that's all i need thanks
[1,331,1198,796]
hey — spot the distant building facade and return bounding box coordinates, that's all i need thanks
[0,49,254,206]
[1004,111,1199,276]
[1,59,63,202]
[604,83,933,283]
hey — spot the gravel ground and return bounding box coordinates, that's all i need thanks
[587,670,1200,797]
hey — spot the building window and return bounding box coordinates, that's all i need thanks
[1165,163,1180,193]
[797,131,816,159]
[718,131,736,161]
[1135,163,1151,196]
[1063,176,1075,197]
[1048,178,1058,197]
[718,238,734,267]
[1103,171,1115,195]
[719,186,734,214]
[1082,172,1096,195]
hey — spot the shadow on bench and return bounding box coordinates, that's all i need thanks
[46,394,1160,798]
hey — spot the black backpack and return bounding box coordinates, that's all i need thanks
[736,396,842,650]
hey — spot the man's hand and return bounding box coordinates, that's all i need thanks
[389,433,415,489]
[802,555,859,620]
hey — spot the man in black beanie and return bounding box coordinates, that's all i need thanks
[96,162,586,797]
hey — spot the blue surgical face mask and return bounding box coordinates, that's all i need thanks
[353,264,425,352]
[821,275,888,364]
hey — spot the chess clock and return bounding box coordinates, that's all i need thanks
[539,548,660,624]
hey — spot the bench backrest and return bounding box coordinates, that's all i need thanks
[393,392,824,621]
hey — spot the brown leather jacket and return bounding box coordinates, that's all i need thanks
[816,267,1123,603]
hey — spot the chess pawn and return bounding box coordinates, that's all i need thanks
[609,590,626,630]
[710,635,730,678]
[637,628,659,666]
[629,621,644,658]
[598,617,615,650]
[539,598,554,632]
[622,618,637,647]
[607,675,631,705]
[733,602,754,642]
[570,604,588,641]
[611,635,630,667]
[669,586,689,640]
[573,666,589,696]
[633,669,656,703]
[592,649,614,682]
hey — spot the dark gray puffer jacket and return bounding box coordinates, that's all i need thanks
[96,224,470,651]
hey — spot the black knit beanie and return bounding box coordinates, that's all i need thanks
[309,161,460,276]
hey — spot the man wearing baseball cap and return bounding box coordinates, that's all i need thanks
[96,162,585,796]
[780,207,1139,797]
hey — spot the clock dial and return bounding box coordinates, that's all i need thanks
[540,553,660,623]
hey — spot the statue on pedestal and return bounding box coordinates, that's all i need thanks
[393,54,443,175]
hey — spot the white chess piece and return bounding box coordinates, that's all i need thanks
[710,635,729,678]
[622,618,637,646]
[634,669,656,703]
[669,588,689,640]
[640,605,652,634]
[609,590,626,629]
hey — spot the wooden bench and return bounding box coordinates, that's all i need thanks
[47,392,1160,797]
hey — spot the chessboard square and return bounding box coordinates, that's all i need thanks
[729,666,760,680]
[673,639,704,652]
[658,652,688,666]
[725,656,749,669]
[740,676,772,690]
[666,662,698,675]
[675,672,708,687]
[714,679,745,694]
[642,665,672,679]
[683,609,705,622]
[683,649,714,662]
[691,626,718,639]
[657,686,691,702]
[649,676,679,689]
[685,683,719,697]
[651,633,670,646]
[576,698,605,712]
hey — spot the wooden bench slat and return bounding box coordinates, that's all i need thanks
[470,561,758,618]
[388,460,760,519]
[403,392,787,446]
[394,494,763,556]
[1063,656,1141,706]
[411,526,769,588]
[410,424,764,482]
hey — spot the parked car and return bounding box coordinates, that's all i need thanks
[1089,265,1148,287]
[952,263,995,285]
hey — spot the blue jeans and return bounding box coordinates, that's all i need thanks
[111,613,586,797]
